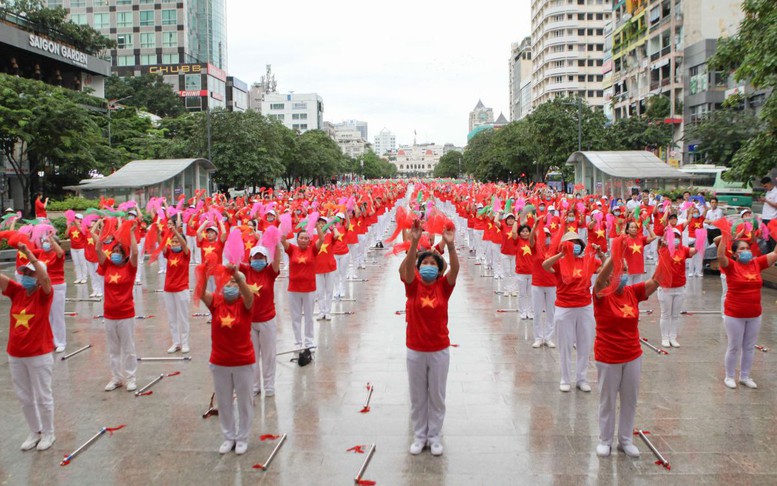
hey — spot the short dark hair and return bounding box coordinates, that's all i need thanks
[416,251,444,273]
[762,176,774,185]
[517,224,530,234]
[710,197,718,203]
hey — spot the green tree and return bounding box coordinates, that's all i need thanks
[285,130,347,187]
[434,151,463,178]
[684,106,762,167]
[105,74,184,118]
[0,74,106,215]
[708,0,777,180]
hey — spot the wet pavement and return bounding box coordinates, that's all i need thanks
[1,243,777,485]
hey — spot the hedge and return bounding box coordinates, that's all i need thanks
[47,197,101,211]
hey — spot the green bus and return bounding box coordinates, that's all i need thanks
[679,165,753,207]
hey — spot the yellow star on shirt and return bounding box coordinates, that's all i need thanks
[672,255,683,264]
[247,283,262,295]
[348,223,355,231]
[220,314,235,328]
[420,296,437,308]
[521,245,532,256]
[201,231,208,239]
[165,237,174,247]
[103,249,112,258]
[296,255,308,264]
[13,309,34,329]
[87,237,94,245]
[629,243,642,254]
[337,233,345,241]
[550,222,558,230]
[71,230,80,239]
[595,229,606,239]
[203,246,215,256]
[17,251,27,260]
[108,273,121,284]
[319,242,329,254]
[619,304,635,318]
[487,222,493,230]
[168,257,180,267]
[573,268,583,278]
[567,225,576,233]
[744,273,758,281]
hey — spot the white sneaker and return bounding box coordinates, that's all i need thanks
[235,441,248,455]
[94,293,103,298]
[528,314,535,319]
[89,292,97,298]
[55,346,66,353]
[167,344,181,354]
[520,313,528,320]
[596,444,611,457]
[661,339,670,348]
[21,432,40,451]
[618,443,640,458]
[409,441,425,455]
[430,442,443,456]
[125,379,137,392]
[325,314,332,321]
[545,340,556,348]
[264,389,275,397]
[739,378,758,389]
[104,379,122,391]
[36,433,56,451]
[669,338,680,348]
[219,440,235,454]
[158,269,166,274]
[181,345,190,354]
[724,377,737,389]
[559,383,571,392]
[577,382,592,393]
[73,279,81,284]
[80,279,87,284]
[316,313,326,320]
[532,340,543,348]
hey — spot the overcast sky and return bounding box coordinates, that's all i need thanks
[226,0,532,148]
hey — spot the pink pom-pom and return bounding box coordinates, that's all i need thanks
[514,198,526,211]
[492,197,502,214]
[594,212,603,224]
[306,211,319,234]
[279,213,292,235]
[224,228,245,265]
[680,201,693,212]
[32,224,55,246]
[260,226,280,261]
[65,210,76,225]
[576,202,585,214]
[694,228,706,253]
[346,197,356,213]
[666,229,676,256]
[118,201,137,213]
[250,202,262,219]
[82,214,99,233]
[561,198,569,210]
[760,222,770,241]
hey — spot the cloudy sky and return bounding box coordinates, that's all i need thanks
[226,0,532,147]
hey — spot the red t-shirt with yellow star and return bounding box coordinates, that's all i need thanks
[101,261,137,320]
[721,255,769,318]
[68,225,86,250]
[594,282,647,364]
[552,258,601,308]
[623,235,647,275]
[207,293,255,367]
[314,233,337,274]
[665,245,690,288]
[4,281,54,358]
[40,250,65,285]
[404,273,456,352]
[163,247,190,293]
[332,225,349,255]
[286,243,319,292]
[514,237,534,275]
[199,239,224,264]
[239,263,279,323]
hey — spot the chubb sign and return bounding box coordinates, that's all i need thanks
[29,34,88,68]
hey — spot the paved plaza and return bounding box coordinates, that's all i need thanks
[2,244,777,485]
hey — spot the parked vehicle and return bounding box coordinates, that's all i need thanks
[679,165,753,207]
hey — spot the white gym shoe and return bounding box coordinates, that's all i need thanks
[125,379,137,392]
[316,313,326,320]
[21,432,40,451]
[739,378,758,389]
[104,378,122,391]
[577,382,592,392]
[430,442,443,456]
[264,389,275,397]
[167,344,181,354]
[55,346,66,353]
[596,444,611,457]
[559,383,571,392]
[545,340,556,348]
[409,441,425,455]
[661,339,670,348]
[669,338,680,348]
[532,340,543,348]
[324,314,332,321]
[219,440,235,454]
[181,345,190,354]
[724,377,737,389]
[235,441,248,455]
[618,443,640,458]
[36,433,56,451]
[520,313,528,320]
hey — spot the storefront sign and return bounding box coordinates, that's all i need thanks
[146,63,204,76]
[207,64,227,82]
[28,34,88,68]
[178,90,208,97]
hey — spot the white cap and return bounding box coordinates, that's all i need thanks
[548,205,555,211]
[75,213,84,219]
[503,213,516,220]
[250,245,269,258]
[267,209,277,216]
[336,212,345,220]
[128,209,138,216]
[4,207,14,213]
[206,225,218,233]
[740,209,751,217]
[17,260,47,274]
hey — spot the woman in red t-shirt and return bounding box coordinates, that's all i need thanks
[39,235,67,353]
[1,243,56,451]
[199,266,255,455]
[400,220,459,457]
[314,216,338,320]
[34,194,48,219]
[281,227,324,350]
[500,213,518,297]
[513,224,534,320]
[162,220,191,354]
[93,220,139,392]
[592,251,659,458]
[718,239,777,389]
[623,221,657,286]
[657,226,696,348]
[67,214,88,284]
[529,221,556,348]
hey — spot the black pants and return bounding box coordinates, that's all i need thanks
[764,219,776,254]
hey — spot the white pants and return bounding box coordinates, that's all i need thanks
[70,248,87,281]
[474,230,485,260]
[186,235,201,264]
[87,261,104,295]
[532,286,556,341]
[209,363,253,442]
[346,245,358,278]
[251,317,277,394]
[724,315,762,379]
[467,228,476,252]
[157,252,167,272]
[720,273,727,314]
[688,250,703,276]
[596,357,641,447]
[136,237,146,282]
[516,274,532,316]
[289,291,315,348]
[658,287,684,340]
[334,253,350,297]
[501,254,517,292]
[163,290,191,347]
[49,283,67,348]
[104,318,137,381]
[555,304,595,385]
[9,353,54,435]
[407,348,449,443]
[316,272,336,315]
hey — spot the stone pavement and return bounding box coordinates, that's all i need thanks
[1,246,777,485]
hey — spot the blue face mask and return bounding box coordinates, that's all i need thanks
[251,260,268,271]
[419,265,439,282]
[618,274,628,291]
[738,250,753,264]
[110,253,124,265]
[223,286,240,300]
[171,246,182,253]
[573,244,582,256]
[42,243,52,252]
[21,275,37,291]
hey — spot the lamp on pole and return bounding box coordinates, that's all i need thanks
[107,95,133,147]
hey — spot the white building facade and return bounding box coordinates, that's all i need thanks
[334,120,368,141]
[509,36,533,121]
[261,92,323,133]
[392,144,444,178]
[373,128,397,156]
[333,126,369,159]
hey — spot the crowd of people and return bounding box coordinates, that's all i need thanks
[2,175,776,461]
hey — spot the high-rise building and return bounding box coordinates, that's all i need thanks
[373,128,396,156]
[226,76,248,112]
[509,37,533,121]
[469,99,494,133]
[333,126,369,159]
[530,0,611,108]
[262,92,324,133]
[248,65,277,112]
[334,120,368,141]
